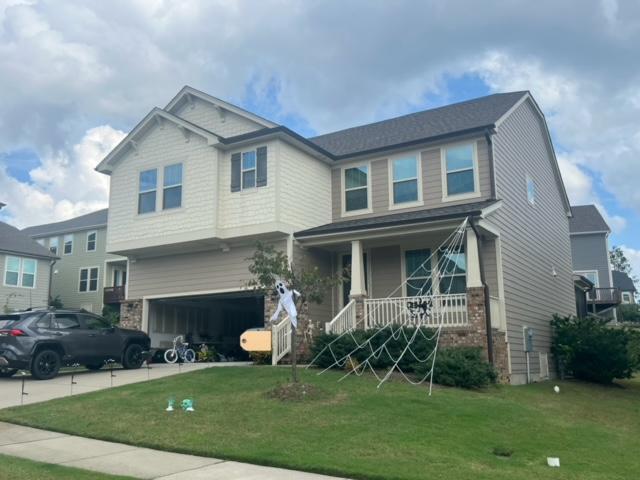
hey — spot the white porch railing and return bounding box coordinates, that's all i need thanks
[364,293,468,329]
[271,316,291,365]
[325,299,356,335]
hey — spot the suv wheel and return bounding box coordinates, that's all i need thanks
[0,368,18,378]
[31,349,61,380]
[122,344,144,369]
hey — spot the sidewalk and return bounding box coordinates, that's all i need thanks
[0,422,347,479]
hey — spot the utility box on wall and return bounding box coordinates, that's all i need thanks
[523,327,534,352]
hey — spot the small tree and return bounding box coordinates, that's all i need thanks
[246,242,340,383]
[610,246,635,276]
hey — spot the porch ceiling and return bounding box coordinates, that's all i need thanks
[294,199,499,245]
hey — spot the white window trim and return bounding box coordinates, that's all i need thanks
[340,161,373,217]
[162,163,183,210]
[63,234,74,256]
[621,292,632,304]
[86,230,97,252]
[574,270,600,287]
[49,237,59,255]
[526,175,536,206]
[79,266,100,293]
[441,140,481,202]
[138,167,158,215]
[387,152,424,210]
[3,255,37,289]
[240,150,258,191]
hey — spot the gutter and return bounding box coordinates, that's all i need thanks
[469,218,494,365]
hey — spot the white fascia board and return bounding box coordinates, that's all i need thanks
[95,108,220,174]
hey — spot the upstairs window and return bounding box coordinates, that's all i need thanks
[344,165,369,212]
[391,155,420,205]
[63,234,73,255]
[79,267,99,292]
[527,175,536,205]
[49,237,59,255]
[86,231,97,252]
[163,163,183,210]
[443,143,478,199]
[231,146,267,192]
[4,256,37,288]
[138,169,157,214]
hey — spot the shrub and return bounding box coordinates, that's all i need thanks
[551,315,634,384]
[414,346,497,388]
[618,304,640,323]
[250,351,272,365]
[627,328,640,371]
[311,326,437,372]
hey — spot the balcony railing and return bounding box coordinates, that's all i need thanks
[364,293,468,329]
[587,288,621,304]
[103,286,126,304]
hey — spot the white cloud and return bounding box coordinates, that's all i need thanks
[0,125,125,228]
[619,245,640,279]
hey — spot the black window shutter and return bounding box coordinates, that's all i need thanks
[231,153,241,192]
[256,146,267,187]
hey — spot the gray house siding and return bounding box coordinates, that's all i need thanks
[570,234,612,288]
[491,99,575,384]
[0,254,50,312]
[330,137,492,222]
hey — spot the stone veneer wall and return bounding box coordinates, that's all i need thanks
[120,300,143,330]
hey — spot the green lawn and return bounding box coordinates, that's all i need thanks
[0,454,134,480]
[0,367,638,480]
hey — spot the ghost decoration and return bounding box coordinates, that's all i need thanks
[271,280,301,329]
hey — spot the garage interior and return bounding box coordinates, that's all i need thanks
[148,292,265,361]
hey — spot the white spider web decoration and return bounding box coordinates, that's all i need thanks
[307,217,469,396]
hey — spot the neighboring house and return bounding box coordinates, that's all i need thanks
[1,221,57,312]
[22,210,127,314]
[612,271,636,304]
[569,205,619,316]
[95,86,575,384]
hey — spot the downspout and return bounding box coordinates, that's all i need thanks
[48,259,57,307]
[485,128,497,200]
[470,218,494,365]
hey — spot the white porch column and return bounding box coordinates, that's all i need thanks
[350,240,367,298]
[466,228,483,288]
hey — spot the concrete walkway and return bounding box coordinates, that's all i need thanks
[0,422,345,479]
[0,361,249,409]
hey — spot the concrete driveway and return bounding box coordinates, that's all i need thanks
[0,362,249,409]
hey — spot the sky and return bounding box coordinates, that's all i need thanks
[0,0,639,273]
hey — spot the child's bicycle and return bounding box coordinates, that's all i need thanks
[164,335,196,364]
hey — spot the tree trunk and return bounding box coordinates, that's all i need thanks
[290,323,298,383]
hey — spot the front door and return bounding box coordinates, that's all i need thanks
[341,253,368,307]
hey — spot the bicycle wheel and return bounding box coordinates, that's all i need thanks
[184,349,196,363]
[164,349,178,364]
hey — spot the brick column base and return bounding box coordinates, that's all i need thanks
[120,300,143,331]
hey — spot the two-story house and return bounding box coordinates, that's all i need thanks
[1,221,57,312]
[569,205,619,316]
[612,271,636,305]
[96,86,575,383]
[22,210,127,314]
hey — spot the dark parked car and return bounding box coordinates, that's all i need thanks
[0,308,150,380]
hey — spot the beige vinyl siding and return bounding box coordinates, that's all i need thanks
[173,97,264,138]
[127,240,287,299]
[369,246,402,298]
[481,237,499,294]
[292,242,335,326]
[0,255,50,311]
[277,141,332,231]
[107,120,218,253]
[331,137,492,221]
[491,99,575,383]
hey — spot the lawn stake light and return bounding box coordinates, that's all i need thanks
[20,370,28,405]
[107,359,116,387]
[70,363,80,395]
